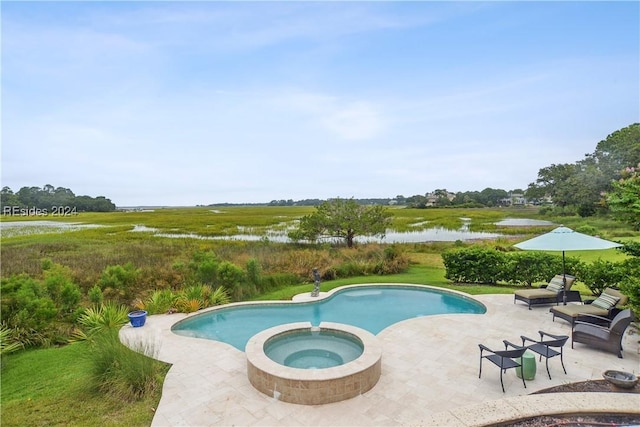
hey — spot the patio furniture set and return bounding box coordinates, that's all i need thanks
[479,275,634,392]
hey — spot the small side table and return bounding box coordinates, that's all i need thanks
[516,351,537,380]
[563,290,583,304]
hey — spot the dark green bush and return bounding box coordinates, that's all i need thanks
[98,262,140,302]
[619,241,640,257]
[442,246,584,286]
[618,256,640,317]
[504,252,582,286]
[43,264,82,317]
[245,258,262,287]
[88,285,104,305]
[503,252,561,285]
[442,247,505,284]
[335,261,368,278]
[188,251,219,285]
[538,206,553,215]
[260,273,299,290]
[620,276,640,318]
[575,225,598,236]
[374,245,410,274]
[217,261,247,300]
[577,259,626,295]
[1,274,59,347]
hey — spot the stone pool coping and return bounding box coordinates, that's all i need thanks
[246,322,382,405]
[119,288,640,426]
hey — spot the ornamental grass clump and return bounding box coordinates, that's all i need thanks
[86,329,167,402]
[72,302,167,402]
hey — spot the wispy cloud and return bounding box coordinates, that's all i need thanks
[276,91,387,141]
[2,2,637,205]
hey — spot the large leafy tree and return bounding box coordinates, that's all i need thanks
[479,188,509,207]
[289,198,393,248]
[526,163,577,207]
[0,187,21,207]
[591,123,640,179]
[607,164,640,230]
[526,123,640,216]
[565,160,610,216]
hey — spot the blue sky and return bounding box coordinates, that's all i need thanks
[2,1,638,206]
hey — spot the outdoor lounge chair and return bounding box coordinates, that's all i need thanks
[571,309,633,358]
[478,342,528,392]
[549,287,628,326]
[514,274,577,309]
[505,331,568,380]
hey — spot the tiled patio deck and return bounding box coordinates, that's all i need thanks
[120,286,640,426]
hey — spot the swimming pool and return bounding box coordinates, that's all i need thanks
[171,284,486,351]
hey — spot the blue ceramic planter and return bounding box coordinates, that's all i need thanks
[128,310,147,327]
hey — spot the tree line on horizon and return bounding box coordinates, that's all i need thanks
[265,123,640,218]
[1,185,116,214]
[2,123,637,219]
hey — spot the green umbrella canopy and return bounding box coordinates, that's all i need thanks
[514,226,623,304]
[514,226,623,252]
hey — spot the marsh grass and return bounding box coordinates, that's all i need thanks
[2,207,636,296]
[391,206,546,231]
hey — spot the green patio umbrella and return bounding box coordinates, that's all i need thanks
[514,226,623,304]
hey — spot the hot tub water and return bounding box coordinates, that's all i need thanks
[265,328,364,369]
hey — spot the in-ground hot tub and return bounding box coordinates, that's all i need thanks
[265,326,364,369]
[246,322,382,405]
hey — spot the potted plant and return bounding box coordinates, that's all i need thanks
[127,310,147,327]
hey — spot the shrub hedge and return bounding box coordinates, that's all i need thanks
[443,247,580,287]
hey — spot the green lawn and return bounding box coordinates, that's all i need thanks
[0,342,165,427]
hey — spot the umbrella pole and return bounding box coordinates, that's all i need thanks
[562,251,567,305]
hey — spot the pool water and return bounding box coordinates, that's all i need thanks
[172,285,486,351]
[265,329,364,369]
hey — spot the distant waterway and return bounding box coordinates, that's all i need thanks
[495,218,554,226]
[130,223,503,243]
[0,221,104,238]
[3,217,551,243]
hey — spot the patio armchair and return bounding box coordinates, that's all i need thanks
[571,309,634,358]
[514,275,577,309]
[550,287,628,326]
[505,331,568,380]
[478,342,527,392]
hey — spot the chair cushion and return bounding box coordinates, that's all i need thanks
[546,280,564,293]
[602,288,628,307]
[551,303,608,319]
[514,288,556,299]
[549,274,575,291]
[591,293,620,310]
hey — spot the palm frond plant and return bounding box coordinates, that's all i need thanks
[209,286,231,306]
[182,284,211,301]
[72,301,129,340]
[176,297,203,313]
[0,323,24,357]
[140,289,177,315]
